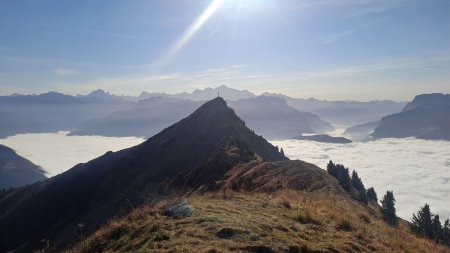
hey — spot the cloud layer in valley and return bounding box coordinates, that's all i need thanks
[272,138,450,221]
[0,132,145,177]
[1,131,448,221]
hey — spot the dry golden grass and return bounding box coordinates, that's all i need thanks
[66,189,450,253]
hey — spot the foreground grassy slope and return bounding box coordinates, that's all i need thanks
[67,190,448,252]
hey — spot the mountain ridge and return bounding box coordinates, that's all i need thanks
[0,144,47,189]
[372,93,450,140]
[70,95,334,139]
[0,97,286,252]
[0,86,408,138]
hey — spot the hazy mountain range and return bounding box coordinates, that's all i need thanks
[342,93,450,141]
[1,85,408,140]
[71,95,333,139]
[1,86,448,141]
[69,97,202,138]
[262,92,406,127]
[0,110,52,139]
[343,121,380,142]
[0,144,46,189]
[139,85,255,101]
[0,90,134,137]
[229,96,334,139]
[372,93,450,140]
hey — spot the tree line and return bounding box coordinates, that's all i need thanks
[327,161,397,226]
[326,160,378,204]
[411,203,450,247]
[327,160,450,248]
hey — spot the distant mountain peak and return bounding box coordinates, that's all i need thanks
[87,89,112,98]
[139,85,255,101]
[89,89,108,95]
[152,97,248,142]
[373,93,450,140]
[192,97,229,115]
[45,91,64,95]
[175,97,245,130]
[403,93,450,112]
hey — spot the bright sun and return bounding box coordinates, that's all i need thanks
[161,0,226,65]
[161,0,269,66]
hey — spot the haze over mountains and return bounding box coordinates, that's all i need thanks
[1,85,448,142]
[1,85,408,140]
[343,121,380,142]
[139,85,255,101]
[70,97,203,138]
[228,96,333,139]
[342,93,450,141]
[0,90,133,138]
[262,92,406,127]
[372,93,450,140]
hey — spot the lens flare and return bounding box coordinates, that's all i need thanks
[160,0,226,66]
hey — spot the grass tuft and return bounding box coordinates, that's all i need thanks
[294,212,322,226]
[336,218,354,232]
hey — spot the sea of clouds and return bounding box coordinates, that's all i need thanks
[272,138,450,221]
[0,132,145,177]
[1,132,448,221]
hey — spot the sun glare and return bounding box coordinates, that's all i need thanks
[158,0,275,67]
[161,0,226,66]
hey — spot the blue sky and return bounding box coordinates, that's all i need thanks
[0,0,449,100]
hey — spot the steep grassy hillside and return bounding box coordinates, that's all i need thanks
[67,191,448,253]
[66,161,449,253]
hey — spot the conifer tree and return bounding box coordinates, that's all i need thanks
[411,203,434,238]
[433,215,443,243]
[351,170,364,191]
[326,161,351,193]
[358,189,368,205]
[327,160,336,177]
[381,191,398,226]
[410,204,450,247]
[351,170,368,204]
[367,187,378,202]
[340,167,352,192]
[443,219,450,246]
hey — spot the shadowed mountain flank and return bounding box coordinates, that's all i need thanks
[0,97,286,252]
[0,144,47,189]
